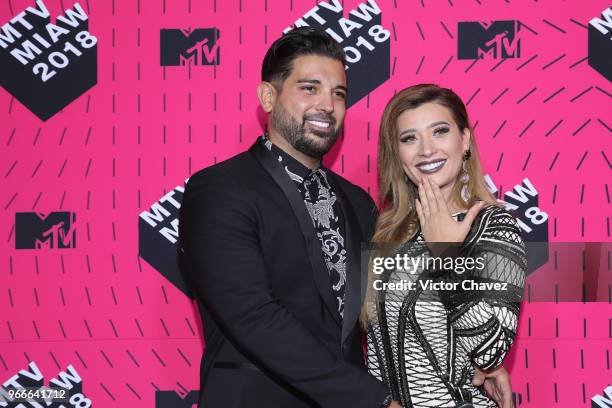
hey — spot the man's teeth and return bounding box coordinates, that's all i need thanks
[417,160,445,171]
[307,120,330,128]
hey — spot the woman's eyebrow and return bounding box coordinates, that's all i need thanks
[399,121,450,136]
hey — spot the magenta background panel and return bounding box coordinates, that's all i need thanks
[1,0,610,406]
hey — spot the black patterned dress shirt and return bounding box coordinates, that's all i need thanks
[261,135,347,319]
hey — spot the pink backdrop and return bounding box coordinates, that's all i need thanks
[1,0,610,406]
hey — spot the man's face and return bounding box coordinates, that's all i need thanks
[269,55,347,159]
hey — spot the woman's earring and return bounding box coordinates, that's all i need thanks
[460,149,471,203]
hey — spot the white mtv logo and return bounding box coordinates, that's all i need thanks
[592,386,612,408]
[590,7,612,36]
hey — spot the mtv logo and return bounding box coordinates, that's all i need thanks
[15,212,76,249]
[155,390,198,408]
[588,7,612,81]
[0,1,98,121]
[160,28,220,66]
[592,385,612,408]
[285,1,390,108]
[458,20,521,60]
[485,176,549,276]
[504,179,549,276]
[139,185,195,298]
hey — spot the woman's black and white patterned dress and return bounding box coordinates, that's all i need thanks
[367,205,527,408]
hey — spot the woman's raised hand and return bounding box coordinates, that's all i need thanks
[415,175,484,245]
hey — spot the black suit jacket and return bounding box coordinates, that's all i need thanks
[179,139,388,407]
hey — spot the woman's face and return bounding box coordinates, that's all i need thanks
[396,102,470,204]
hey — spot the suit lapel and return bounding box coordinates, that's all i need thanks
[249,141,341,326]
[326,173,364,345]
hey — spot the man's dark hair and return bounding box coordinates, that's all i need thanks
[261,27,346,88]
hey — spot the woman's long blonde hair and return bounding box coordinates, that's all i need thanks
[360,84,500,326]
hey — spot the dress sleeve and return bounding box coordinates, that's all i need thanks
[366,324,383,381]
[441,206,527,370]
[367,315,405,404]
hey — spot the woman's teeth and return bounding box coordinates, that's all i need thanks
[416,159,446,173]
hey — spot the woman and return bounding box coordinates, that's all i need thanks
[362,84,527,408]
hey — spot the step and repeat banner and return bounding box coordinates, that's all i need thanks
[1,0,610,407]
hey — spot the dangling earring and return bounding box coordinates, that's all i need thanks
[460,149,471,203]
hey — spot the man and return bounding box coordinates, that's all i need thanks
[179,27,513,408]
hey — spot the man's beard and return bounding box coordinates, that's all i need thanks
[270,103,340,160]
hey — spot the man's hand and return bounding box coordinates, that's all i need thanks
[472,366,513,408]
